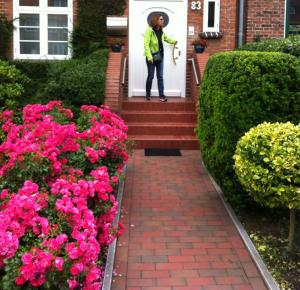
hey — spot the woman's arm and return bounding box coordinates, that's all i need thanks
[144,28,153,61]
[163,33,177,45]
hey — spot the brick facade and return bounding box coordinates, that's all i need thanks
[0,0,288,100]
[245,0,285,42]
[0,0,12,18]
[0,0,13,59]
[104,52,123,112]
[1,0,288,58]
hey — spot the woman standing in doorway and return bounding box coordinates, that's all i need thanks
[144,14,177,102]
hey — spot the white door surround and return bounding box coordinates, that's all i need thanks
[128,0,188,97]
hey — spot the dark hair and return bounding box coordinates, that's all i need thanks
[150,14,161,28]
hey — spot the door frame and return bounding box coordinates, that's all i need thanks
[128,0,188,98]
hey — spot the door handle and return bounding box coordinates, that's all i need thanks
[172,45,180,65]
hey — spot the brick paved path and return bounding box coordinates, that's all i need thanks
[112,150,268,290]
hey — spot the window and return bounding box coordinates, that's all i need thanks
[203,0,220,32]
[14,0,72,59]
[19,14,40,54]
[48,0,68,7]
[19,0,39,6]
[288,0,300,35]
[48,14,68,55]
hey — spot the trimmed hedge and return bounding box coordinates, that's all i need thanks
[238,35,300,58]
[12,49,109,110]
[196,51,300,205]
[12,61,51,105]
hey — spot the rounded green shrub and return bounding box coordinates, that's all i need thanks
[196,51,300,206]
[12,60,52,105]
[0,60,29,109]
[239,35,300,58]
[233,122,300,249]
[43,49,108,107]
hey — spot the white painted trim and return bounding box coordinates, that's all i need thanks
[128,0,134,98]
[203,0,220,32]
[13,0,73,60]
[106,17,128,28]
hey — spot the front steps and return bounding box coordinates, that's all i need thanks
[121,97,199,149]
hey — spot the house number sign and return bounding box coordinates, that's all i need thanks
[191,1,201,10]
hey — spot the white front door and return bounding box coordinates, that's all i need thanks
[129,0,187,97]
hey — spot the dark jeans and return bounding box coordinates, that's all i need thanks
[146,58,164,97]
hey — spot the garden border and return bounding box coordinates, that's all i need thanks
[202,161,280,290]
[102,165,126,290]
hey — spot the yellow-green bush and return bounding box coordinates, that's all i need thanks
[0,61,29,109]
[234,122,300,250]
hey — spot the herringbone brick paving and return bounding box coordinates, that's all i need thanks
[112,150,267,290]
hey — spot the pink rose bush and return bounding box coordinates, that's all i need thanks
[0,101,129,289]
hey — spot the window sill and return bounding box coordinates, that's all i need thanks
[200,32,223,39]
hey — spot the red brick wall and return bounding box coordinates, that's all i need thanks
[0,0,12,17]
[0,0,13,59]
[185,0,238,97]
[245,0,285,42]
[73,0,77,23]
[123,2,239,54]
[105,52,123,112]
[187,0,238,56]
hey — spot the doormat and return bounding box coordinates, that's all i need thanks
[144,148,182,156]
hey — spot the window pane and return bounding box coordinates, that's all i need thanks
[48,0,67,7]
[48,42,68,55]
[48,15,68,27]
[20,42,40,54]
[20,28,39,40]
[48,28,68,41]
[208,2,215,28]
[20,14,39,26]
[289,0,300,34]
[20,0,39,6]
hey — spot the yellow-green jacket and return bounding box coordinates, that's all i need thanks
[144,26,177,61]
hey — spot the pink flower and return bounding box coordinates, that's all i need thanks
[0,231,19,259]
[85,266,101,283]
[54,257,64,271]
[70,262,84,276]
[0,189,9,199]
[0,101,129,287]
[65,242,79,260]
[21,252,34,265]
[68,279,80,289]
[0,110,13,121]
[15,275,26,285]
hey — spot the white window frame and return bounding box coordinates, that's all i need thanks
[13,0,73,60]
[203,0,220,32]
